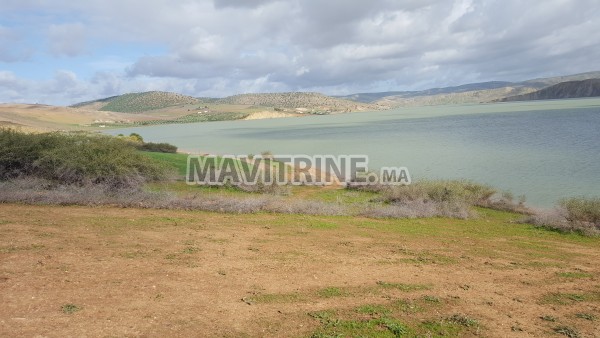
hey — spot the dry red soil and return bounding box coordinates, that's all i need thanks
[1,204,599,337]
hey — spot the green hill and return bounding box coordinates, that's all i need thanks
[216,92,380,111]
[72,91,200,113]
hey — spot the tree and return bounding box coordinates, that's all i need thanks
[129,133,143,143]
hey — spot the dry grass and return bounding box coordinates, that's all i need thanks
[0,178,347,216]
[359,200,472,219]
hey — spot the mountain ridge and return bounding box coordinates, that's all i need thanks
[338,71,600,107]
[499,79,600,102]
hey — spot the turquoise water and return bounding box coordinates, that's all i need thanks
[108,98,600,207]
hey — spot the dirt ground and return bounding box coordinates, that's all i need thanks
[1,204,599,337]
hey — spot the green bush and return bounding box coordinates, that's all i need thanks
[137,142,178,153]
[0,128,170,188]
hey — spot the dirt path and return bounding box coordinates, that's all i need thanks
[1,205,598,337]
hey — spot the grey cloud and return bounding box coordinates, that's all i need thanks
[47,23,87,57]
[213,0,277,9]
[0,26,33,62]
[2,0,600,103]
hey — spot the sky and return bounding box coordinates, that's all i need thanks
[1,0,599,105]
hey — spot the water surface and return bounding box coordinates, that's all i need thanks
[108,98,600,207]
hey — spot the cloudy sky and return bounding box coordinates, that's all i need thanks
[1,0,599,105]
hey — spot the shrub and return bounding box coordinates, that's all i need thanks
[524,207,599,236]
[560,197,600,228]
[137,142,178,153]
[349,179,495,206]
[128,133,144,143]
[0,128,65,179]
[0,178,347,216]
[0,129,171,188]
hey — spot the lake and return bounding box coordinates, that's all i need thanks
[108,98,600,208]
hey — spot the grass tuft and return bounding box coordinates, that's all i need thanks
[61,304,81,314]
[376,281,431,292]
[553,326,580,338]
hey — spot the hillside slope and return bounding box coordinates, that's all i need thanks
[343,71,600,107]
[217,92,380,112]
[500,79,600,102]
[338,81,514,103]
[73,91,200,113]
[0,103,148,131]
[376,86,537,107]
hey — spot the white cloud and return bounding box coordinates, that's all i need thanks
[1,0,600,104]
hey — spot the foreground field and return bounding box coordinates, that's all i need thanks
[1,204,599,337]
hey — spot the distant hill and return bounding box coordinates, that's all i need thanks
[216,92,379,112]
[72,91,200,113]
[70,71,600,113]
[340,71,600,107]
[337,81,514,103]
[376,86,538,107]
[500,79,600,102]
[520,71,600,88]
[72,91,379,114]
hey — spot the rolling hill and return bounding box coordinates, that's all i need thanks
[500,79,600,102]
[73,91,380,114]
[72,91,200,113]
[216,92,380,112]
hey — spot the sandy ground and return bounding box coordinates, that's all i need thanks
[244,111,299,120]
[0,104,150,131]
[0,103,302,131]
[0,204,599,337]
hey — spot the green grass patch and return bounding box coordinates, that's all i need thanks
[446,314,479,328]
[376,281,432,292]
[61,304,81,314]
[310,317,410,338]
[309,220,340,229]
[317,287,351,298]
[540,292,600,305]
[182,246,200,254]
[246,292,304,304]
[419,319,463,336]
[141,152,189,176]
[390,299,425,314]
[422,295,441,303]
[355,304,392,317]
[556,271,593,279]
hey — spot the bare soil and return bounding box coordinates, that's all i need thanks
[1,204,599,337]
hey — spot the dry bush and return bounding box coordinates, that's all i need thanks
[0,178,345,216]
[264,199,348,216]
[524,205,600,236]
[235,182,292,196]
[560,197,600,227]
